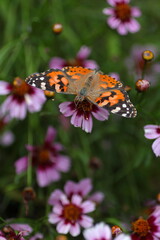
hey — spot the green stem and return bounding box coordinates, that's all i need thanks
[27,114,33,186]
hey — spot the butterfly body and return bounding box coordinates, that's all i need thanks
[25,66,137,118]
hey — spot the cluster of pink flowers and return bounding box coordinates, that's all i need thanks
[15,126,70,187]
[103,0,141,35]
[48,178,104,236]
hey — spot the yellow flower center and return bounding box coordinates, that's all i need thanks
[63,203,81,222]
[12,77,30,96]
[132,218,150,237]
[115,3,131,21]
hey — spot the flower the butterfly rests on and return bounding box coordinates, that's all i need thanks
[25,66,137,120]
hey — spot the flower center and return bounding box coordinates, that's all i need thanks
[12,77,30,96]
[63,203,82,222]
[76,99,93,112]
[38,149,50,165]
[132,218,150,237]
[115,3,131,21]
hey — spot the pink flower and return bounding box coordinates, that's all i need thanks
[131,206,160,240]
[59,100,109,133]
[103,0,141,35]
[0,223,32,240]
[0,77,46,120]
[15,126,70,187]
[48,178,104,205]
[83,222,131,240]
[49,45,98,69]
[144,125,160,157]
[125,45,160,83]
[48,193,95,236]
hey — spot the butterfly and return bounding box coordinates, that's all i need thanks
[25,66,137,118]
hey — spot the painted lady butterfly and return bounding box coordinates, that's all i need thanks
[25,66,137,118]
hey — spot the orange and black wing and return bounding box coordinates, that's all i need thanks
[91,73,137,118]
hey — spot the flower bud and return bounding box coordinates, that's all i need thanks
[44,90,55,98]
[142,50,154,61]
[135,79,150,92]
[22,187,36,202]
[112,225,122,236]
[52,23,63,34]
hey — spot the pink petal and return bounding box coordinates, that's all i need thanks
[29,233,43,240]
[83,60,99,70]
[77,46,91,60]
[78,178,92,196]
[48,189,64,205]
[103,8,114,15]
[59,102,76,117]
[152,137,160,157]
[79,215,93,228]
[81,200,95,213]
[131,7,141,17]
[36,167,60,187]
[64,181,77,196]
[53,204,63,215]
[0,81,11,95]
[45,126,57,143]
[70,223,81,237]
[92,107,109,121]
[96,223,112,240]
[56,220,71,234]
[10,224,32,236]
[26,89,46,112]
[117,23,128,35]
[126,19,140,33]
[9,101,27,120]
[82,115,93,133]
[115,234,131,240]
[107,0,116,7]
[55,155,71,172]
[48,213,61,224]
[71,194,82,205]
[71,111,83,128]
[144,125,160,139]
[15,156,28,174]
[0,237,6,240]
[89,192,104,203]
[49,57,66,69]
[107,16,120,29]
[109,72,120,81]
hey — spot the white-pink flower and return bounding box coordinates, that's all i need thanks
[49,45,99,69]
[15,126,71,187]
[48,193,95,236]
[48,178,104,206]
[83,222,131,240]
[59,100,109,133]
[0,77,46,120]
[103,0,141,35]
[144,125,160,157]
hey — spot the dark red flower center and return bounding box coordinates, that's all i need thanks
[132,218,150,237]
[156,128,160,134]
[1,226,21,240]
[74,99,94,120]
[12,77,31,97]
[115,3,131,22]
[63,203,82,222]
[38,148,50,165]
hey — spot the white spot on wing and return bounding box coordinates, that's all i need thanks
[111,107,121,113]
